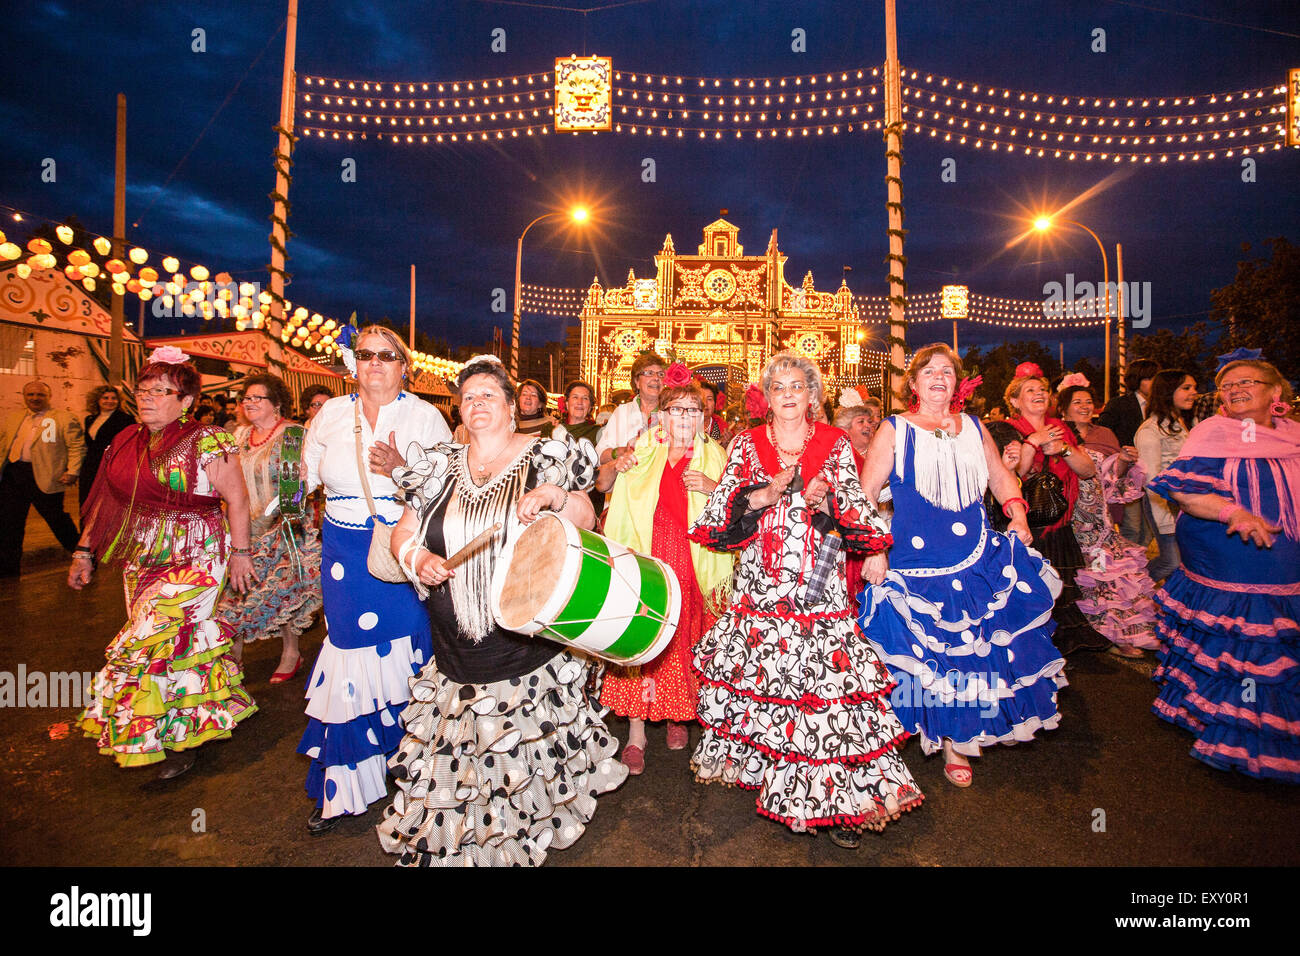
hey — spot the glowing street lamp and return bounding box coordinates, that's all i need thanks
[1033,214,1113,404]
[511,205,590,379]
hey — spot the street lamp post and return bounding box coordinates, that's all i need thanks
[511,206,588,380]
[1034,216,1113,405]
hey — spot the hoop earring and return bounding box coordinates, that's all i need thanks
[1271,401,1289,417]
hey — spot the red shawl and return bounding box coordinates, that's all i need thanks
[81,420,232,565]
[1009,414,1080,531]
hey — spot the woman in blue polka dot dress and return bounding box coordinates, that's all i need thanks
[296,326,452,833]
[857,344,1067,789]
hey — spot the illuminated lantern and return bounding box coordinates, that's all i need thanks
[294,306,308,319]
[251,310,265,324]
[172,273,186,287]
[111,281,126,296]
[309,313,322,327]
[27,238,52,255]
[139,288,152,301]
[0,242,21,260]
[80,261,100,277]
[82,277,96,292]
[105,258,127,274]
[126,279,142,294]
[214,271,231,285]
[68,249,91,267]
[64,264,80,280]
[236,318,248,332]
[0,229,5,243]
[165,281,180,295]
[55,225,74,245]
[190,265,209,281]
[258,290,272,306]
[93,236,112,256]
[128,247,148,264]
[162,256,179,273]
[35,253,57,269]
[138,266,158,284]
[322,318,336,331]
[15,263,31,279]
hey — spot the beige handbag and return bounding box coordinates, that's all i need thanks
[354,399,408,583]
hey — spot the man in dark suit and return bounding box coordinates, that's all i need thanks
[0,380,84,576]
[1097,358,1159,545]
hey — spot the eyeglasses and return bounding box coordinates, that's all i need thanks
[662,406,701,418]
[355,349,402,363]
[133,386,180,399]
[769,382,807,394]
[1218,379,1268,393]
[308,400,327,409]
[638,369,665,380]
[241,395,271,405]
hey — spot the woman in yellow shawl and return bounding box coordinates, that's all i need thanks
[596,364,733,775]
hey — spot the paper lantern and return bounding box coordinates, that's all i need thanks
[64,264,80,280]
[80,261,100,278]
[214,271,231,285]
[258,290,272,306]
[126,279,142,293]
[15,263,31,279]
[55,225,74,245]
[138,288,152,301]
[68,249,91,267]
[0,229,5,244]
[128,247,148,265]
[1,242,23,260]
[172,273,186,287]
[105,258,127,274]
[138,267,158,284]
[82,277,96,291]
[111,281,125,296]
[236,318,248,332]
[34,253,57,269]
[93,236,111,256]
[190,265,209,281]
[322,318,336,331]
[162,256,179,273]
[27,238,52,255]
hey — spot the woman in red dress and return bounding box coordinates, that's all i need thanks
[596,364,734,774]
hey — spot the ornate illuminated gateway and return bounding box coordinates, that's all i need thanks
[580,219,885,403]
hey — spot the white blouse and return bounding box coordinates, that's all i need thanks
[304,391,452,528]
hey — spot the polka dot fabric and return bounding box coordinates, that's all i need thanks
[375,653,628,866]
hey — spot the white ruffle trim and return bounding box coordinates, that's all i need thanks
[304,633,425,724]
[321,753,389,818]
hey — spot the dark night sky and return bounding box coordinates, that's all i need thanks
[2,1,1298,365]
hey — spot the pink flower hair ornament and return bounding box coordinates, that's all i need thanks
[1057,372,1090,391]
[662,362,693,389]
[147,345,190,365]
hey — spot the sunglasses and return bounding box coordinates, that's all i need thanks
[355,349,402,363]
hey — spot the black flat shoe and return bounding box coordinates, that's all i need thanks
[157,752,197,780]
[307,807,340,835]
[829,827,861,849]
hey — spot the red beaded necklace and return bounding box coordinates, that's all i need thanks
[768,422,814,467]
[247,418,286,449]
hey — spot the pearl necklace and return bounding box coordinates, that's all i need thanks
[768,422,814,467]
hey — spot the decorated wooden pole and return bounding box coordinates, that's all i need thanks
[110,93,126,385]
[883,0,908,411]
[266,0,299,371]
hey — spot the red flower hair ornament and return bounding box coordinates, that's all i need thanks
[663,362,693,388]
[1014,362,1045,379]
[744,383,769,419]
[949,374,983,413]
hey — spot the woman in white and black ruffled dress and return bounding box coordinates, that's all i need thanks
[375,355,627,866]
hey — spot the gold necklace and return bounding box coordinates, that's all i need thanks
[470,438,513,478]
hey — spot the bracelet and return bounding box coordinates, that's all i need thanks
[552,488,570,512]
[1024,440,1039,451]
[1216,501,1239,523]
[230,546,253,556]
[1001,497,1028,519]
[611,447,619,460]
[72,552,93,562]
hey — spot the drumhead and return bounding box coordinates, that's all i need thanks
[495,512,572,633]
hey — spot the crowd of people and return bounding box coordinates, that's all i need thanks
[5,329,1289,865]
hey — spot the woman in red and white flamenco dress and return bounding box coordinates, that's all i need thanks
[688,352,923,849]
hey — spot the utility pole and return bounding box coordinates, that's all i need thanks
[266,0,299,369]
[883,0,907,412]
[110,93,126,384]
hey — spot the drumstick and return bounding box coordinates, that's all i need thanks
[444,522,502,570]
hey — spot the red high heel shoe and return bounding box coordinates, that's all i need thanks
[269,657,304,684]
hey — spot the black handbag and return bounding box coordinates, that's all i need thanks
[1020,468,1069,529]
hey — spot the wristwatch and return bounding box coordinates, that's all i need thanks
[1061,446,1072,458]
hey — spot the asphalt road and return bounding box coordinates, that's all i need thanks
[1,544,1296,868]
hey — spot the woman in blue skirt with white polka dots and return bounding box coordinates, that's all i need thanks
[297,326,452,833]
[858,344,1067,790]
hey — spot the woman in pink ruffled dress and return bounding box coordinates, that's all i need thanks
[1058,381,1161,657]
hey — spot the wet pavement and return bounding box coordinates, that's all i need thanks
[1,539,1296,868]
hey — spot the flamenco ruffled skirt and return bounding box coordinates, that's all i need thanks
[860,530,1068,757]
[298,518,432,818]
[217,520,322,645]
[690,597,924,833]
[79,559,257,767]
[1074,535,1161,650]
[1152,569,1300,783]
[375,651,628,866]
